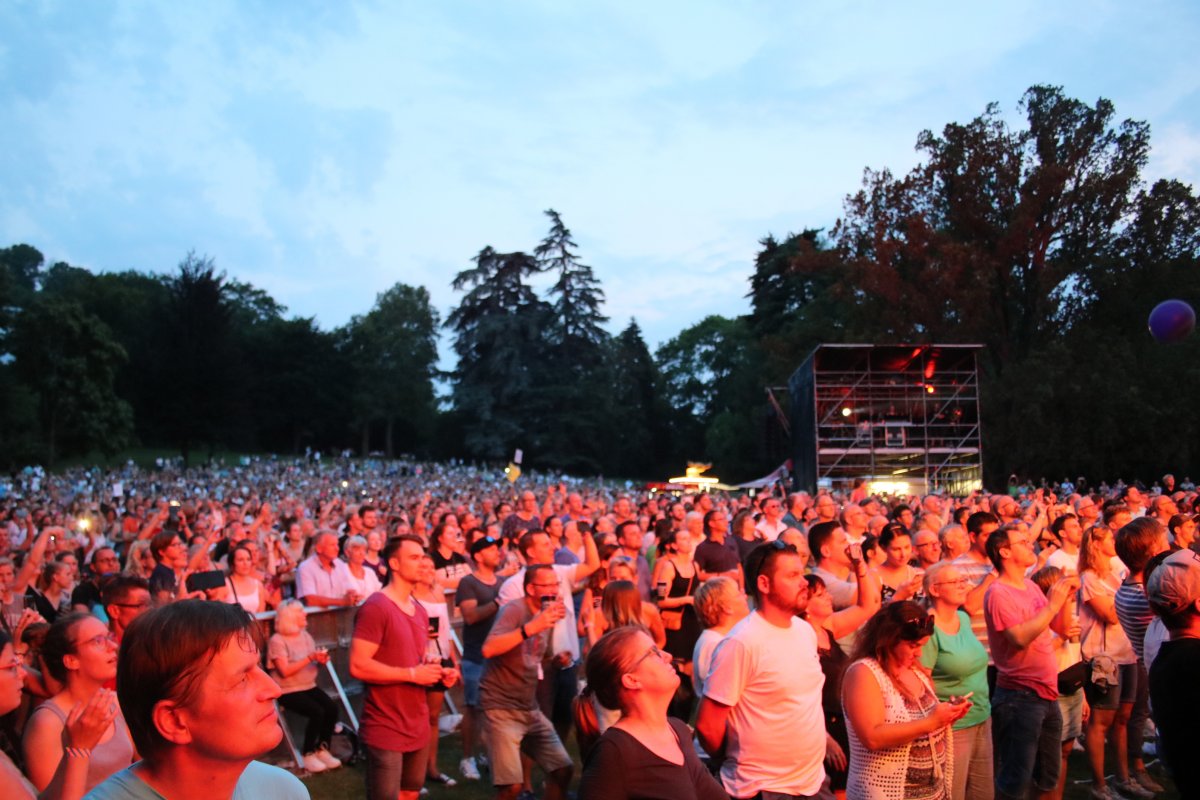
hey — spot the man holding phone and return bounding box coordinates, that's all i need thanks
[480,564,574,800]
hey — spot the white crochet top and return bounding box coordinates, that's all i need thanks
[844,658,953,800]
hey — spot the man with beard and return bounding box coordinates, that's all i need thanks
[696,541,832,799]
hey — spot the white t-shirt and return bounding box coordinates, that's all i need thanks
[755,518,789,542]
[703,611,827,797]
[1044,548,1079,575]
[498,564,583,662]
[692,627,727,696]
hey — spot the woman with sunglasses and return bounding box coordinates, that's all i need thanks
[22,613,132,795]
[843,601,967,800]
[576,626,727,800]
[920,562,992,800]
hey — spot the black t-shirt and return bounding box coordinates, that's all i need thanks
[694,539,739,575]
[580,717,729,800]
[1149,637,1200,797]
[455,573,502,663]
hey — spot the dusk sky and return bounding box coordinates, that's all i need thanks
[2,1,1198,366]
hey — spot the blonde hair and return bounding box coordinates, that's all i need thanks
[694,577,738,628]
[1078,525,1111,575]
[273,599,306,635]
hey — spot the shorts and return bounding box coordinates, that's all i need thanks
[1058,689,1084,741]
[1084,661,1136,711]
[482,707,573,787]
[461,659,483,707]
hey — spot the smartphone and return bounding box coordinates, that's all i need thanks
[541,596,555,610]
[427,617,440,639]
[184,570,226,593]
[847,543,863,562]
[949,691,974,705]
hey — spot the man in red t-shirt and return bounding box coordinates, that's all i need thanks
[351,535,458,800]
[983,524,1079,800]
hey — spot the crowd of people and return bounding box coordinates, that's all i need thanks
[0,458,1199,799]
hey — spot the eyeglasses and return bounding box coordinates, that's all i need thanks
[0,660,21,675]
[934,578,970,587]
[900,614,935,640]
[631,645,670,669]
[113,601,150,610]
[74,632,117,650]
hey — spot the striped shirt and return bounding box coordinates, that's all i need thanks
[953,553,995,661]
[1114,580,1153,661]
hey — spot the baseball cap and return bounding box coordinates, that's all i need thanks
[1147,548,1200,615]
[469,536,500,556]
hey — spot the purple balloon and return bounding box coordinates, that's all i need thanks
[1148,299,1196,344]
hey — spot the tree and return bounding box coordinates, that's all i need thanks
[153,253,241,463]
[606,320,669,477]
[532,209,612,472]
[341,283,440,457]
[8,297,133,464]
[447,247,548,460]
[656,315,762,480]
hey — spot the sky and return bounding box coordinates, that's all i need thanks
[2,1,1198,365]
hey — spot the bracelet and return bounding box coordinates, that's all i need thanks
[64,747,91,759]
[520,624,529,640]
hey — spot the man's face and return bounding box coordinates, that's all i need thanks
[913,532,942,564]
[174,633,283,762]
[697,494,713,513]
[163,537,187,568]
[614,498,632,518]
[843,504,867,532]
[1060,517,1083,547]
[0,562,14,591]
[361,510,379,530]
[670,503,686,521]
[1108,511,1132,533]
[568,494,584,515]
[708,511,729,537]
[527,532,555,564]
[93,548,120,577]
[109,588,151,633]
[390,540,427,584]
[619,525,642,552]
[1002,530,1037,569]
[544,516,563,538]
[762,499,783,522]
[825,527,850,566]
[815,496,837,521]
[315,534,339,562]
[760,552,809,616]
[525,568,560,604]
[1126,488,1144,507]
[474,544,501,570]
[973,522,999,554]
[521,493,537,514]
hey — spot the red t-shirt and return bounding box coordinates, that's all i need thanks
[984,578,1058,701]
[353,592,430,751]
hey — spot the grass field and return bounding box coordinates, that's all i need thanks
[291,726,1180,800]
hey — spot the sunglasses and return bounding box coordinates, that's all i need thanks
[900,613,935,640]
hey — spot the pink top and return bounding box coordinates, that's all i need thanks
[984,578,1058,701]
[353,592,430,751]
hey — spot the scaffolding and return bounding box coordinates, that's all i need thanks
[788,344,984,496]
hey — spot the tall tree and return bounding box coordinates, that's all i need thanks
[532,209,611,472]
[153,253,240,463]
[447,247,548,460]
[342,283,440,457]
[606,320,668,477]
[8,297,133,464]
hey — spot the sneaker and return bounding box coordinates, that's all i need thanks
[1088,785,1117,800]
[460,757,481,781]
[1112,778,1155,799]
[428,773,457,788]
[1134,770,1164,793]
[301,752,328,773]
[315,745,341,769]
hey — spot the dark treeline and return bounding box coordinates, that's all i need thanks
[1,85,1198,486]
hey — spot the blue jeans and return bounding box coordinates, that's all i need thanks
[991,687,1062,800]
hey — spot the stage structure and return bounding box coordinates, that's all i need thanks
[788,344,984,496]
